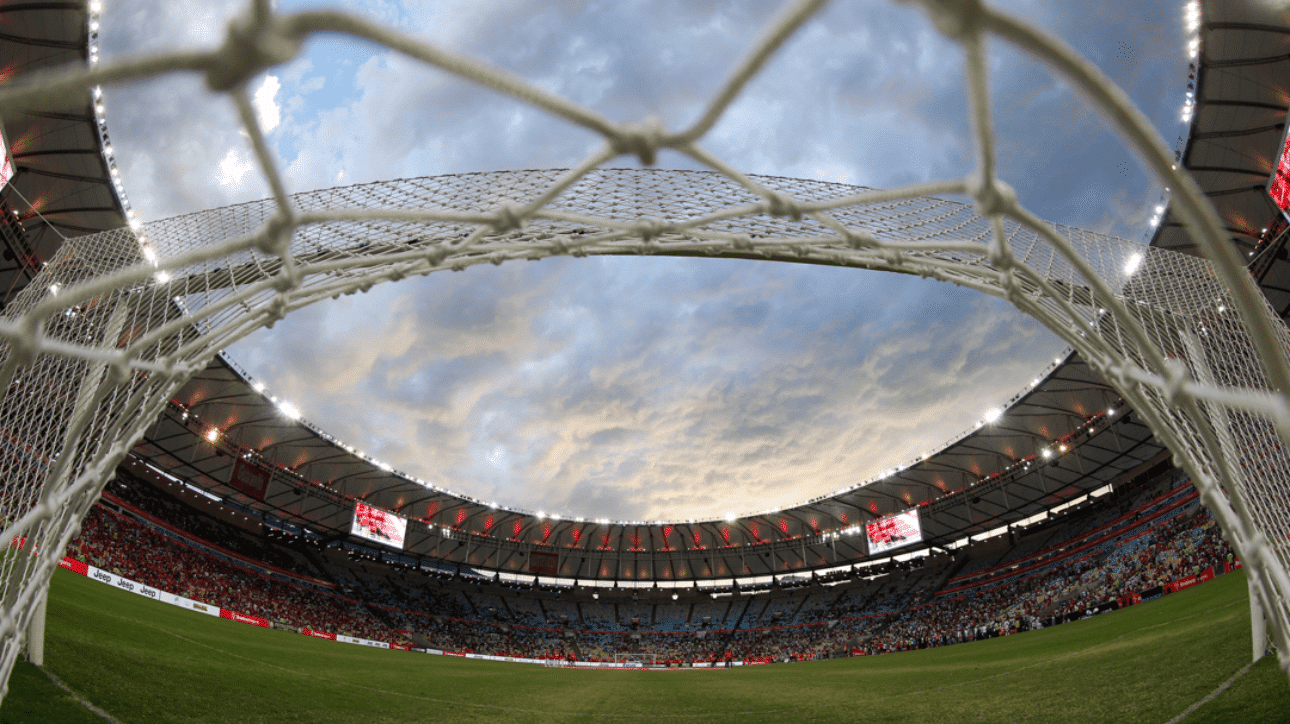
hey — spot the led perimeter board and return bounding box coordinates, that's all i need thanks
[351,502,407,549]
[866,509,922,555]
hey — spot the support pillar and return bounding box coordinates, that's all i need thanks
[1251,575,1268,662]
[24,585,46,667]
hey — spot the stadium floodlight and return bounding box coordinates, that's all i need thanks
[984,408,1003,423]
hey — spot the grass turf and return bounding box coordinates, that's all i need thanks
[1,567,1287,723]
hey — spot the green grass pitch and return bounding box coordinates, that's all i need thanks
[2,568,1287,723]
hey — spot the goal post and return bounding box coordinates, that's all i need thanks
[614,652,660,668]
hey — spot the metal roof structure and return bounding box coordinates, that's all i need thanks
[5,0,1287,582]
[0,1,126,307]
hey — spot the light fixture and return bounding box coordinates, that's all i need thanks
[277,401,300,420]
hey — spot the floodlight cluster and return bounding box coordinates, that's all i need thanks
[86,1,148,255]
[1181,1,1201,121]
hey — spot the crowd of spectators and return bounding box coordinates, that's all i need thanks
[62,475,1235,664]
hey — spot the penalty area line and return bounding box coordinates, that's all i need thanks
[1164,659,1257,724]
[40,667,123,724]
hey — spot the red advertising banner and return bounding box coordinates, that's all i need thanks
[351,502,408,549]
[529,550,558,576]
[229,457,271,500]
[390,643,410,651]
[1199,567,1215,583]
[58,557,88,576]
[445,651,468,657]
[1165,574,1198,594]
[1225,559,1243,573]
[301,628,336,641]
[1270,125,1290,213]
[850,648,867,656]
[220,610,269,627]
[865,509,922,554]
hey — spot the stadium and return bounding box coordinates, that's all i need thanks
[0,0,1289,721]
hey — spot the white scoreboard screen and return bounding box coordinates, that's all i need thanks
[351,502,407,549]
[865,509,922,554]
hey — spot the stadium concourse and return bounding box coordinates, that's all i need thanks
[54,456,1233,667]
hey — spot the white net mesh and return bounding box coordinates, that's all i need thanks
[0,0,1288,698]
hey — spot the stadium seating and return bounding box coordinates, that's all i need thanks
[62,464,1235,662]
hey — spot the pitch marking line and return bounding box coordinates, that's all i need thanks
[40,667,123,724]
[1165,658,1257,724]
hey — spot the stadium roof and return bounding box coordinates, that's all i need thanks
[5,0,1287,581]
[0,1,127,307]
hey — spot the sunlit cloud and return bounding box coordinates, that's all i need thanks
[253,75,282,133]
[100,0,1189,520]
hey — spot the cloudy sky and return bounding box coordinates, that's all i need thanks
[99,0,1189,521]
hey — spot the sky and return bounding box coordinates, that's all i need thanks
[97,0,1191,522]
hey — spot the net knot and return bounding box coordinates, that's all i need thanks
[765,193,803,221]
[633,218,667,243]
[903,0,986,42]
[610,118,666,166]
[1162,357,1190,403]
[254,214,295,257]
[205,11,304,93]
[968,173,1016,218]
[490,203,525,234]
[844,230,879,250]
[107,357,132,387]
[424,246,449,267]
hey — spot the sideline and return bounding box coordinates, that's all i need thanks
[1165,658,1258,724]
[41,667,122,724]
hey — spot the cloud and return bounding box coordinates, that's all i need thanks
[228,257,1063,520]
[98,0,1187,520]
[215,147,255,188]
[253,75,282,133]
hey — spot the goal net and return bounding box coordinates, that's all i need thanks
[0,0,1287,702]
[615,652,660,668]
